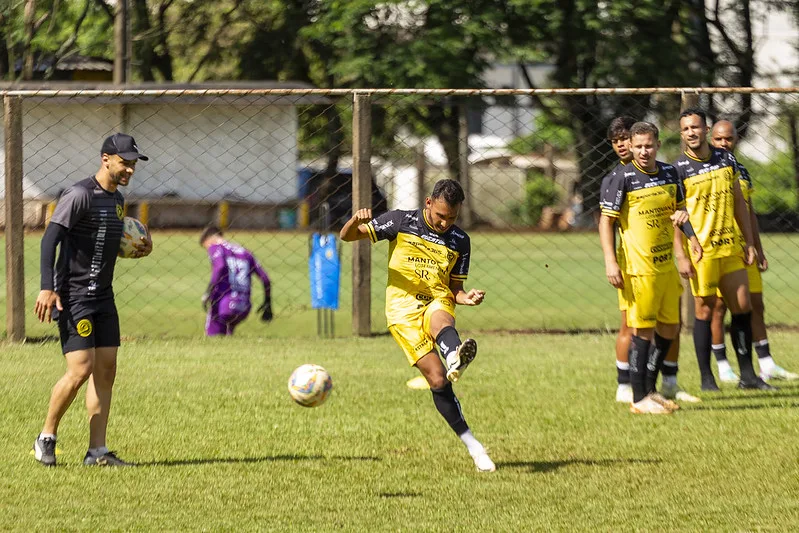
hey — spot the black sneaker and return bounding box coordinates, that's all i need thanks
[33,436,56,467]
[738,377,778,391]
[83,451,133,467]
[701,377,720,392]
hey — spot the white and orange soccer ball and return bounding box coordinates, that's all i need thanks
[288,364,333,407]
[118,217,148,258]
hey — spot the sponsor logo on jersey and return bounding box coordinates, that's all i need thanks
[76,318,93,337]
[116,204,124,220]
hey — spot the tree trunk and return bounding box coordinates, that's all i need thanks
[22,0,36,80]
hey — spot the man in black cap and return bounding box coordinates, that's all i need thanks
[32,133,152,467]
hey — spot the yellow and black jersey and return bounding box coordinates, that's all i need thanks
[737,161,754,205]
[673,147,741,259]
[600,160,631,269]
[600,160,685,276]
[366,209,470,325]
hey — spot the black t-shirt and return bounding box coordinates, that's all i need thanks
[49,176,125,302]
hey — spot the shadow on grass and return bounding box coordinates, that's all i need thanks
[498,458,661,474]
[138,454,381,467]
[682,401,799,412]
[696,389,799,402]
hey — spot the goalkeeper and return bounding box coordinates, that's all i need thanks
[200,226,272,336]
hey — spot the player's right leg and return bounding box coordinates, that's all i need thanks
[35,307,97,466]
[689,256,728,391]
[710,295,738,383]
[424,302,476,383]
[35,348,94,466]
[626,275,672,414]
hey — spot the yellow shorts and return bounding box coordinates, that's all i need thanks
[690,255,745,297]
[627,269,682,329]
[388,298,456,365]
[715,262,762,297]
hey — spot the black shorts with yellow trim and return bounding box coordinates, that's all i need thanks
[388,298,456,365]
[689,254,746,297]
[54,298,120,354]
[626,269,682,329]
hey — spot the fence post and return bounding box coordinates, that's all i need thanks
[4,95,25,342]
[458,104,473,228]
[679,92,699,330]
[352,92,372,337]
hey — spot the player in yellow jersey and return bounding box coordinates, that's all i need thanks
[599,122,703,414]
[340,179,495,472]
[599,116,636,403]
[674,109,775,391]
[708,120,799,383]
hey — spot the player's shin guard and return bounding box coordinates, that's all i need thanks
[693,319,714,383]
[731,312,756,381]
[431,383,469,435]
[436,326,461,360]
[646,333,672,394]
[629,335,651,403]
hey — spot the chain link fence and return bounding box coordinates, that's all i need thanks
[2,87,799,340]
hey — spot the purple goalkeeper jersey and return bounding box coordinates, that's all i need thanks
[207,241,270,304]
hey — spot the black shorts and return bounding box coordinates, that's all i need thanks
[55,299,120,354]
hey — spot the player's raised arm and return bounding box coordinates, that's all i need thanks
[340,208,373,241]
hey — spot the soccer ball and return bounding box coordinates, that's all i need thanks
[288,364,333,407]
[118,217,148,258]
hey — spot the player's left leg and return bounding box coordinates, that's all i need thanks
[84,304,131,466]
[414,349,494,472]
[718,267,775,390]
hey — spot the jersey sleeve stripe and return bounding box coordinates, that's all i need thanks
[601,208,620,217]
[365,222,378,243]
[450,274,468,280]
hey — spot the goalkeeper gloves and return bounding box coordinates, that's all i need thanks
[258,296,273,322]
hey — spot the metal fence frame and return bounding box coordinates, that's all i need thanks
[3,86,798,342]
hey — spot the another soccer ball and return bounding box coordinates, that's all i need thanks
[118,217,148,258]
[288,364,333,407]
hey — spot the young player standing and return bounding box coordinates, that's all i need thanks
[599,116,636,403]
[599,122,703,414]
[708,120,799,382]
[673,109,774,391]
[33,133,152,467]
[200,226,273,336]
[340,179,495,472]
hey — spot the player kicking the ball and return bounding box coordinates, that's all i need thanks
[599,122,703,414]
[340,179,495,472]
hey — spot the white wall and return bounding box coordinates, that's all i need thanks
[1,102,298,203]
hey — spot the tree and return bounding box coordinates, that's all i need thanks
[505,0,718,216]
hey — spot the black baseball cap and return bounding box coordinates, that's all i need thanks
[101,133,149,161]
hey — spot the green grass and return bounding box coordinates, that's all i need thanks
[3,332,799,530]
[3,231,799,339]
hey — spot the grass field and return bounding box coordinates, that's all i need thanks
[3,331,799,530]
[3,231,799,339]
